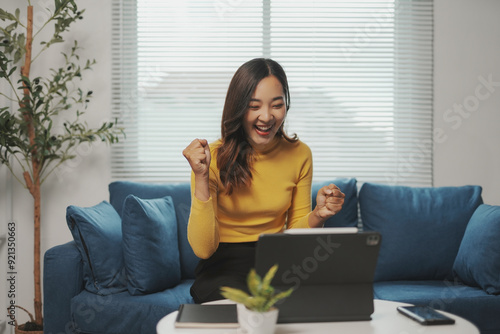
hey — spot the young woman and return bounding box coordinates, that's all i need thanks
[183,58,345,303]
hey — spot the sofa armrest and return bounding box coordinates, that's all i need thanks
[44,241,84,334]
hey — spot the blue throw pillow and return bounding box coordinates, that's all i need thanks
[66,201,126,295]
[109,181,197,279]
[122,195,181,295]
[453,204,500,295]
[359,183,483,281]
[312,178,358,227]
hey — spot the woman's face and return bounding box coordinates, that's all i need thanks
[243,75,287,150]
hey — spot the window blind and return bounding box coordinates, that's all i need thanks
[111,0,433,186]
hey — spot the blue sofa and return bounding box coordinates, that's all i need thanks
[43,179,500,334]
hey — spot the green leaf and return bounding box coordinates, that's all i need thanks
[247,269,261,296]
[262,264,278,291]
[15,8,20,21]
[69,0,78,11]
[0,9,17,22]
[220,286,251,305]
[250,296,267,311]
[5,22,17,33]
[18,34,25,48]
[34,99,44,111]
[20,75,31,84]
[13,49,21,64]
[48,37,64,46]
[55,0,62,12]
[8,66,17,77]
[264,287,294,311]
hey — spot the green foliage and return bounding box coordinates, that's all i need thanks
[0,0,124,186]
[0,7,25,64]
[220,264,293,313]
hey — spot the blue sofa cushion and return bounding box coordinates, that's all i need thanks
[374,280,500,332]
[66,201,126,295]
[359,183,482,281]
[122,195,182,295]
[71,280,194,334]
[312,178,358,227]
[453,204,500,295]
[109,181,198,279]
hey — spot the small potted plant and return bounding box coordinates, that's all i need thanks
[220,264,293,334]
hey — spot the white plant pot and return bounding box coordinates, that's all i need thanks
[237,304,279,334]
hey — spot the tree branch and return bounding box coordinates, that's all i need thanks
[0,91,18,102]
[2,160,28,188]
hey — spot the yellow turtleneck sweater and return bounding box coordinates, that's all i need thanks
[187,137,313,259]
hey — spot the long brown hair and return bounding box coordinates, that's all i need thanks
[217,58,297,195]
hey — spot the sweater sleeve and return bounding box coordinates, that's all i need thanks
[187,169,220,259]
[287,144,313,229]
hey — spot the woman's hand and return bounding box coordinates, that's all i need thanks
[312,184,345,224]
[183,139,211,177]
[183,139,211,201]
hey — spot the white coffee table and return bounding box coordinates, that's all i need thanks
[156,299,480,334]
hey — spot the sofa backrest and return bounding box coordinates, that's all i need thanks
[109,179,486,283]
[359,182,483,282]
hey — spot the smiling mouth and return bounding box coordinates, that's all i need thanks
[254,124,273,135]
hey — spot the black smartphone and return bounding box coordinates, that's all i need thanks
[397,305,456,325]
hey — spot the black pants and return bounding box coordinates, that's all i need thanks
[190,242,256,304]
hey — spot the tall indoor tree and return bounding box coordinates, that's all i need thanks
[0,1,123,331]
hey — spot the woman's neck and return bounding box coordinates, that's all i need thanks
[251,136,281,155]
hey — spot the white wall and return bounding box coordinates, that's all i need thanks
[1,0,499,327]
[434,0,500,205]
